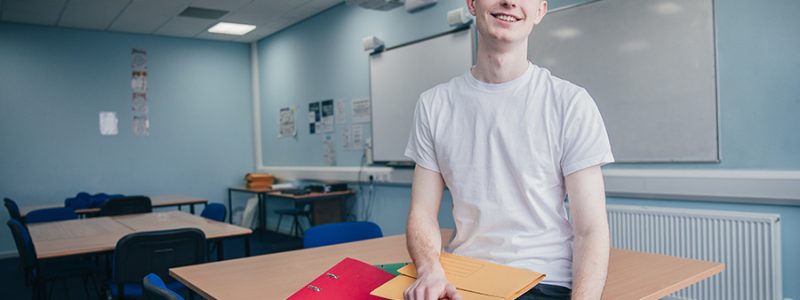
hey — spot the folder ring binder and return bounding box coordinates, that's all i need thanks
[307,285,321,292]
[326,273,340,279]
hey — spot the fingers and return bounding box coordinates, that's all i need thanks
[404,279,459,300]
[445,283,462,300]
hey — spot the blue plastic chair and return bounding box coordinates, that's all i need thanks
[4,198,22,222]
[25,207,78,224]
[200,203,226,222]
[303,221,383,248]
[110,228,205,299]
[143,273,185,300]
[7,219,100,299]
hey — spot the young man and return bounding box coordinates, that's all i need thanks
[403,0,614,299]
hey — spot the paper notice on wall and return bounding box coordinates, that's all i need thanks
[99,112,118,136]
[335,99,346,124]
[320,99,334,133]
[309,102,320,134]
[133,115,149,136]
[131,48,149,136]
[323,135,336,166]
[341,124,365,151]
[351,124,364,150]
[279,106,296,138]
[351,98,371,123]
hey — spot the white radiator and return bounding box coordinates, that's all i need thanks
[606,204,781,300]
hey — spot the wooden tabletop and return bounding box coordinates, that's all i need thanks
[19,195,208,217]
[267,190,354,200]
[170,230,723,300]
[29,211,251,260]
[113,211,252,240]
[28,217,134,259]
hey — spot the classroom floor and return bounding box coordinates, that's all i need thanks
[1,230,302,300]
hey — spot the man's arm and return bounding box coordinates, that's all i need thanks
[404,165,461,300]
[565,165,610,300]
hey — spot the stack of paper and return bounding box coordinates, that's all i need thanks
[371,252,546,300]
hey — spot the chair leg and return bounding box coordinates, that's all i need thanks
[276,214,284,233]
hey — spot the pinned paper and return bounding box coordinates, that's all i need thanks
[279,106,296,138]
[99,112,118,136]
[352,98,371,123]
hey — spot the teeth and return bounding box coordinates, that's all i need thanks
[495,14,517,22]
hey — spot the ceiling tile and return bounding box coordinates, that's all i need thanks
[188,0,253,12]
[194,30,243,42]
[58,0,130,30]
[223,0,302,26]
[108,0,191,34]
[1,0,66,26]
[155,15,216,37]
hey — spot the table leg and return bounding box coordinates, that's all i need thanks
[244,236,251,257]
[227,189,233,224]
[190,204,195,214]
[258,193,266,232]
[178,205,183,211]
[216,240,224,261]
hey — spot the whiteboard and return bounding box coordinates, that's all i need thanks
[530,0,718,162]
[370,28,474,163]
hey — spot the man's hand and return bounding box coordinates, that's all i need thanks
[404,268,461,300]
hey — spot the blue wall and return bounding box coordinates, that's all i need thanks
[256,0,800,297]
[0,23,255,254]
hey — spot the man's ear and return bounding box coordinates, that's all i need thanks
[532,1,548,24]
[466,0,477,16]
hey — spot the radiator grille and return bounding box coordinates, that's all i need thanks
[607,205,781,300]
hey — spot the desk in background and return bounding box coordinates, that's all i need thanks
[227,187,354,232]
[19,195,209,217]
[170,229,724,300]
[28,211,252,260]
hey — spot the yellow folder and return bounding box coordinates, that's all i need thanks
[370,252,545,300]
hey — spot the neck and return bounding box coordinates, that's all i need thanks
[471,35,530,83]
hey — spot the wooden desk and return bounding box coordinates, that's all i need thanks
[267,190,355,226]
[28,217,134,259]
[170,230,723,300]
[227,187,272,231]
[227,187,354,232]
[29,212,252,260]
[113,211,252,259]
[20,195,209,217]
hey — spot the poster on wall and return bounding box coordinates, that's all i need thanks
[99,112,118,136]
[335,99,346,124]
[351,98,371,124]
[323,134,336,166]
[341,124,365,151]
[278,106,296,138]
[320,99,334,133]
[131,48,149,136]
[308,102,320,134]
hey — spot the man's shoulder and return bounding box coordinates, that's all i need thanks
[418,73,467,104]
[531,64,586,98]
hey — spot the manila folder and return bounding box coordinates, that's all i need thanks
[370,252,545,299]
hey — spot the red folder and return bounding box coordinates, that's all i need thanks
[288,257,395,300]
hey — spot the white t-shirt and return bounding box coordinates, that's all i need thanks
[404,62,614,288]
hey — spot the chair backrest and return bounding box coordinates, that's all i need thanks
[200,203,226,222]
[25,207,77,224]
[100,196,152,216]
[4,198,22,222]
[303,221,383,248]
[114,228,206,286]
[143,273,185,300]
[7,219,37,280]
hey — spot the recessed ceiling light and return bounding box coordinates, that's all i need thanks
[208,22,256,36]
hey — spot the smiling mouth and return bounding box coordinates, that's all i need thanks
[491,13,521,23]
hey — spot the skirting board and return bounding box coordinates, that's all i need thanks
[259,166,800,206]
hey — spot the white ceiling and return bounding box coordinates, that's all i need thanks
[0,0,343,43]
